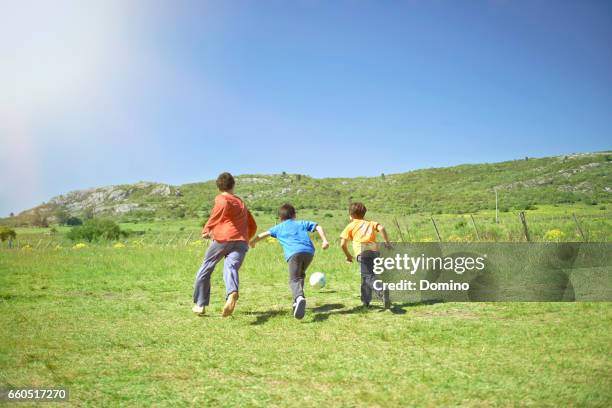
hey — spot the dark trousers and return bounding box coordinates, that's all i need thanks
[357,250,383,305]
[287,252,313,301]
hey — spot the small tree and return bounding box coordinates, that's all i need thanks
[31,209,49,227]
[0,227,16,247]
[0,227,16,242]
[53,206,70,225]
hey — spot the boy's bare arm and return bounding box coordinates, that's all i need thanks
[377,224,391,247]
[249,231,271,248]
[340,238,353,262]
[315,225,329,249]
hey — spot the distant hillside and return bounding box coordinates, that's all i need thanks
[4,152,611,226]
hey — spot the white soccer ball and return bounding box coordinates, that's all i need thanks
[309,272,326,289]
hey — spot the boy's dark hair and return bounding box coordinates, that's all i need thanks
[349,202,367,219]
[216,172,235,192]
[278,203,296,221]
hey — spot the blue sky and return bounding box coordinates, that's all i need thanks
[1,0,611,215]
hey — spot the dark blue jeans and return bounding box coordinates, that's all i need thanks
[357,250,383,305]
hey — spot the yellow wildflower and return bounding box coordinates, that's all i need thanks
[543,229,565,242]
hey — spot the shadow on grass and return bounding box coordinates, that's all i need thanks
[245,309,287,325]
[311,303,344,313]
[244,300,442,325]
[310,299,443,323]
[245,303,345,325]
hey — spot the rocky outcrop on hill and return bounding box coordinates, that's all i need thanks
[47,182,177,217]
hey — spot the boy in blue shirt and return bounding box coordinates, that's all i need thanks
[250,203,329,319]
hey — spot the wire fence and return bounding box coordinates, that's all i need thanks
[2,210,610,251]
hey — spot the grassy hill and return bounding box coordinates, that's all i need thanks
[4,151,611,226]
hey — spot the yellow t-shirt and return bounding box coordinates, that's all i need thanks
[340,219,380,255]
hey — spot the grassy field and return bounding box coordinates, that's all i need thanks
[1,237,611,406]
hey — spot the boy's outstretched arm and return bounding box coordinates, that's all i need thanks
[377,224,392,248]
[340,238,353,263]
[315,225,330,249]
[249,231,271,248]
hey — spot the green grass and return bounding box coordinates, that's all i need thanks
[1,243,611,406]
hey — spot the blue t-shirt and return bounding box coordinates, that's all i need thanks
[268,219,318,261]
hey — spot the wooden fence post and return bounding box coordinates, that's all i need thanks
[519,211,531,242]
[572,213,587,242]
[470,214,480,241]
[393,217,405,242]
[431,217,442,242]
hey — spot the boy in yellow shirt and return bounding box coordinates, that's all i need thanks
[340,202,391,308]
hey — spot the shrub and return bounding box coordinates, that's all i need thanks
[67,219,122,242]
[66,216,83,226]
[0,227,16,242]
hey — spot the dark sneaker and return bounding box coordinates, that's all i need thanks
[293,296,306,319]
[383,288,391,309]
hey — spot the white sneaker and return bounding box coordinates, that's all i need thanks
[293,296,306,320]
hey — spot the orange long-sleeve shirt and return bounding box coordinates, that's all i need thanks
[202,193,257,242]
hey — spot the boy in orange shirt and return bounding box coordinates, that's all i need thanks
[340,202,391,309]
[192,172,257,317]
